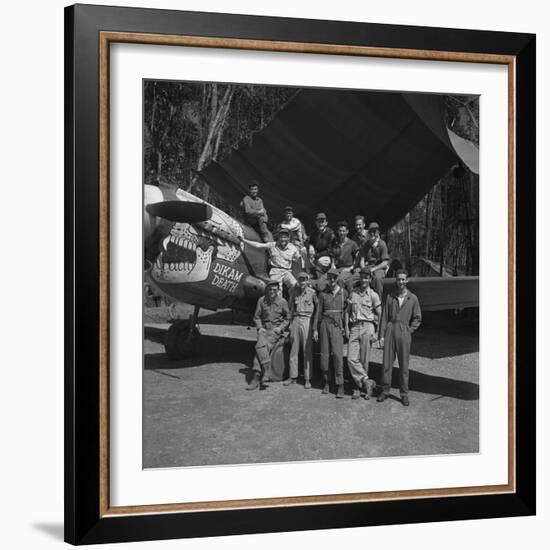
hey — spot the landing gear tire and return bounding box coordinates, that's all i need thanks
[164,320,200,359]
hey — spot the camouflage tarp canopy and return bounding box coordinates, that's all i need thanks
[199,88,478,230]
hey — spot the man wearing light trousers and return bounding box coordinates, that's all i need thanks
[284,272,318,389]
[346,268,381,400]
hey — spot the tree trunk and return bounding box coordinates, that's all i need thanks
[405,213,412,271]
[188,85,235,193]
[424,188,433,258]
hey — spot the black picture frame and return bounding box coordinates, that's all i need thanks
[65,3,536,545]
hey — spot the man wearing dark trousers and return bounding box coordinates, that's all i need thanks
[314,268,348,398]
[356,222,389,300]
[377,269,422,406]
[240,181,273,242]
[247,280,290,390]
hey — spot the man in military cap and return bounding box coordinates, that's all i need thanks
[356,221,390,300]
[240,181,272,242]
[242,226,301,291]
[247,280,290,390]
[346,267,381,399]
[314,268,348,398]
[284,271,318,389]
[308,212,336,271]
[278,205,309,269]
[278,205,308,249]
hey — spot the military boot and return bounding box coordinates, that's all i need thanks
[322,374,330,394]
[246,372,260,390]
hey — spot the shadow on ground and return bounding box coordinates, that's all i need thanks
[410,310,478,359]
[368,362,478,400]
[145,327,478,401]
[144,331,253,370]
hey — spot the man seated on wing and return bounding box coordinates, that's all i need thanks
[240,181,273,242]
[241,227,302,291]
[307,212,336,280]
[277,205,309,269]
[355,222,390,300]
[332,220,359,291]
[247,280,290,390]
[352,215,369,248]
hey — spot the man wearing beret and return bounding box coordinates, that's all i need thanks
[346,268,381,399]
[284,271,318,389]
[242,227,302,291]
[377,269,422,406]
[313,268,348,398]
[240,181,272,242]
[247,280,290,390]
[356,222,390,300]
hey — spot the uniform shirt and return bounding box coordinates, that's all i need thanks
[308,227,336,259]
[349,287,381,323]
[253,295,290,331]
[314,285,348,328]
[289,286,318,319]
[332,237,359,268]
[278,217,308,247]
[379,291,422,336]
[357,237,390,267]
[240,195,268,221]
[352,230,368,247]
[265,241,301,270]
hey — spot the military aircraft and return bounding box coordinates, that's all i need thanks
[144,88,479,358]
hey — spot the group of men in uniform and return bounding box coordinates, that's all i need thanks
[240,182,422,407]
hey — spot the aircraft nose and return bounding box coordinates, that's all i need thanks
[145,201,213,224]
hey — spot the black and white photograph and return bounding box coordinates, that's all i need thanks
[142,80,480,468]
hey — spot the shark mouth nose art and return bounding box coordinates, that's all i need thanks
[156,234,207,273]
[151,223,216,283]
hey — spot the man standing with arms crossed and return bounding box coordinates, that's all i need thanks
[347,268,381,400]
[314,268,348,398]
[247,280,290,390]
[284,271,318,389]
[377,269,422,406]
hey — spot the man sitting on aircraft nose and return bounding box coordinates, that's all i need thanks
[247,280,290,390]
[240,181,273,242]
[241,227,302,291]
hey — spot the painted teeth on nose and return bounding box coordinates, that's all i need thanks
[179,262,184,270]
[162,236,170,250]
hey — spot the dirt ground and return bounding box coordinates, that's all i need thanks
[143,305,479,468]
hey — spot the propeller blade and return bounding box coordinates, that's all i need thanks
[145,201,213,223]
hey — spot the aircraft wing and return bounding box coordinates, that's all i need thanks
[199,88,478,230]
[383,276,479,311]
